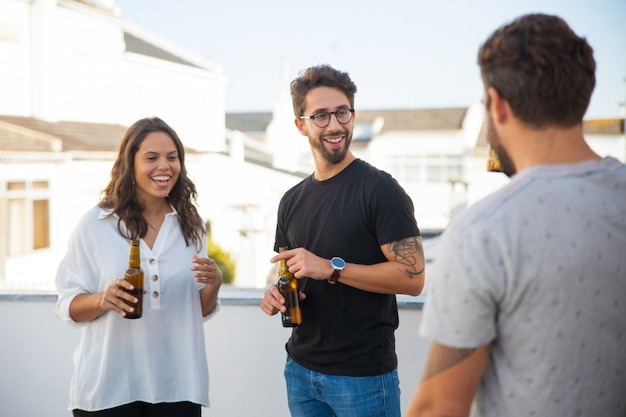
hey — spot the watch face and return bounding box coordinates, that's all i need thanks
[331,257,346,269]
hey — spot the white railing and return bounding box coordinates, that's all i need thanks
[0,289,429,417]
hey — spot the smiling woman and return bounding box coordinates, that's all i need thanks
[54,116,223,416]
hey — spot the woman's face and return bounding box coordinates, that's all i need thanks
[133,131,181,205]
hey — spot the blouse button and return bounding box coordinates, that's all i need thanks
[152,291,159,298]
[149,258,156,265]
[151,274,158,281]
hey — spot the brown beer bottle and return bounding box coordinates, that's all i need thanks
[277,247,302,327]
[122,239,144,319]
[487,146,501,172]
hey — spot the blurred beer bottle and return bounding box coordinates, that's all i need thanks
[487,146,501,172]
[122,239,144,319]
[277,246,302,327]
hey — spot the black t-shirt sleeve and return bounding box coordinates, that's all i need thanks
[370,174,420,246]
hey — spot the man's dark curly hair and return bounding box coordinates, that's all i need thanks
[478,13,595,128]
[290,65,357,117]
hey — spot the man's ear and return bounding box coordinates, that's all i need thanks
[294,118,307,136]
[487,87,509,124]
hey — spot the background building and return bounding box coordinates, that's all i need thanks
[1,0,624,292]
[0,0,301,290]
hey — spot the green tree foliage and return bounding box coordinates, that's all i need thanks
[209,240,235,284]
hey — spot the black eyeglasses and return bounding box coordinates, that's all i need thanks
[299,108,354,128]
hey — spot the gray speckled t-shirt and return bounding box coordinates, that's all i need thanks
[421,157,626,417]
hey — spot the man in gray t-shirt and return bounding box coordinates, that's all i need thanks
[407,13,626,417]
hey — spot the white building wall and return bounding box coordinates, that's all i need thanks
[119,53,226,152]
[30,1,125,122]
[0,0,32,115]
[367,129,473,230]
[0,0,227,152]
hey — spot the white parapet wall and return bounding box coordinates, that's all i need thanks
[0,290,429,417]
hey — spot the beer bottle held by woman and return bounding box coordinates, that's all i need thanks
[277,247,302,327]
[121,239,144,319]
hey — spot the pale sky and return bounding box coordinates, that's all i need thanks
[115,0,626,119]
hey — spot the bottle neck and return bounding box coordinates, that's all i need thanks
[128,240,140,268]
[278,246,289,277]
[279,258,288,276]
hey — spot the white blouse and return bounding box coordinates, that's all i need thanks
[55,206,219,411]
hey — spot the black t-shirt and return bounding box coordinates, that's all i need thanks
[274,159,420,376]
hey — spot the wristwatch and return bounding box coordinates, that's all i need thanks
[328,257,346,284]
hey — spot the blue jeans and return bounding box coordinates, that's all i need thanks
[284,355,401,417]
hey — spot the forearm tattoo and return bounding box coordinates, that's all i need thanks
[387,237,424,279]
[423,346,477,380]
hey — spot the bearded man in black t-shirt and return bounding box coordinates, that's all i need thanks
[260,64,425,417]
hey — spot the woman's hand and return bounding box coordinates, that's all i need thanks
[193,254,223,317]
[103,279,138,317]
[191,254,223,287]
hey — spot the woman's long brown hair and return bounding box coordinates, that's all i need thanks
[99,116,204,250]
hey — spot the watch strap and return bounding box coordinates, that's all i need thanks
[328,268,341,283]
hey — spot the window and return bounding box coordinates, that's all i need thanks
[1,180,50,257]
[387,155,464,184]
[33,199,49,250]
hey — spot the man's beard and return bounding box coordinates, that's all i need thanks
[310,129,352,165]
[486,112,516,177]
